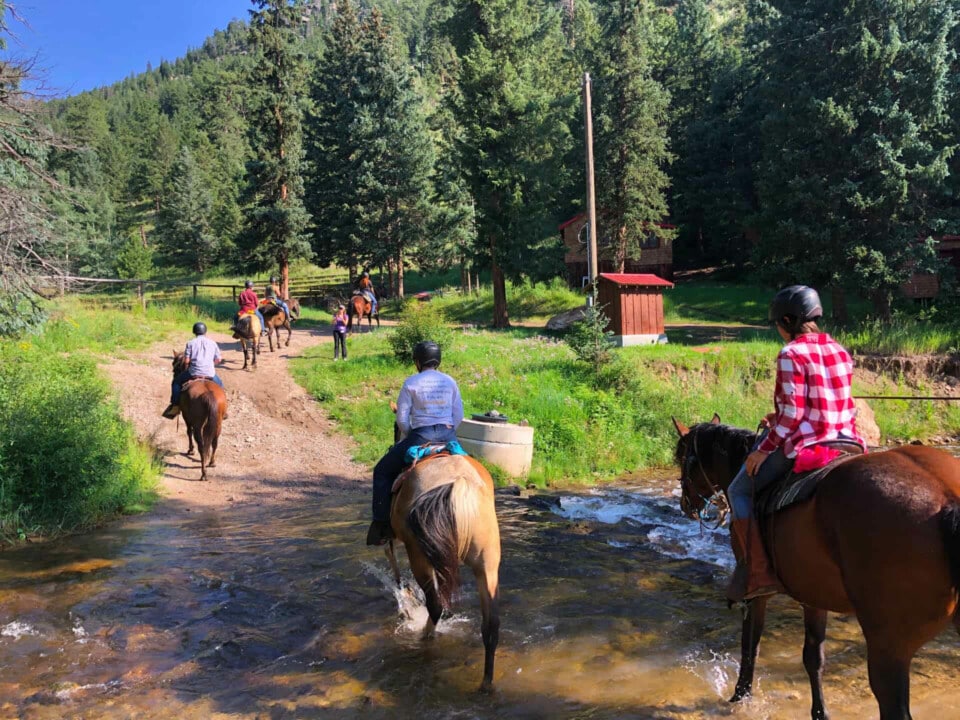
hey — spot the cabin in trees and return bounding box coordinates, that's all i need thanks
[559,213,674,288]
[901,235,960,299]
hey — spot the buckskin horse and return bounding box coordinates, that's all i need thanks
[673,414,960,720]
[171,351,227,481]
[347,292,379,333]
[233,312,261,369]
[261,297,301,352]
[382,406,501,691]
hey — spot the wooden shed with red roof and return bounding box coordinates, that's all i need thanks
[597,273,674,346]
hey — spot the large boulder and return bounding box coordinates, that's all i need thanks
[854,398,882,447]
[546,305,587,331]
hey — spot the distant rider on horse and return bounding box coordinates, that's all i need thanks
[727,285,864,602]
[265,275,291,321]
[232,280,267,336]
[162,322,225,419]
[356,270,378,317]
[366,340,464,546]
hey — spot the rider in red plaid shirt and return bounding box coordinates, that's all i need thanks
[755,333,861,458]
[727,285,863,603]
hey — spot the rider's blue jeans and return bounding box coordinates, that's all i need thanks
[729,429,795,520]
[171,371,224,404]
[371,423,457,523]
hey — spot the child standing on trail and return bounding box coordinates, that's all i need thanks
[333,304,348,361]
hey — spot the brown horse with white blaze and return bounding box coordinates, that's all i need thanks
[384,452,502,692]
[673,415,960,720]
[172,351,227,481]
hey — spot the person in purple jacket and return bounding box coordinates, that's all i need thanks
[333,304,348,361]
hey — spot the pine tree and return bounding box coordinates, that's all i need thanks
[157,147,217,272]
[451,0,576,327]
[752,0,958,318]
[594,0,674,272]
[242,0,312,295]
[305,2,434,297]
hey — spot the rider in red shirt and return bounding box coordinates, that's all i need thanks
[232,280,266,335]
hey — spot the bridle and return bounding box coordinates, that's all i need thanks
[680,428,730,530]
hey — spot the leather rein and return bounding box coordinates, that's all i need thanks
[681,428,730,531]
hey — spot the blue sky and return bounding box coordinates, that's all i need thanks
[10,1,253,96]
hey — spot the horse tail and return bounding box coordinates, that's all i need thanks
[199,389,221,465]
[939,503,960,626]
[407,482,461,609]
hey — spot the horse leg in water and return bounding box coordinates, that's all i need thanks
[470,554,501,693]
[802,606,829,720]
[406,543,444,640]
[731,596,768,702]
[385,541,402,587]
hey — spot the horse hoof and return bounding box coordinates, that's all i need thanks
[478,681,494,695]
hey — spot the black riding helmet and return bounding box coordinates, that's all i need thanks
[768,285,823,334]
[244,280,254,288]
[413,340,441,369]
[193,322,207,335]
[270,276,278,283]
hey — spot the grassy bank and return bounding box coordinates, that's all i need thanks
[290,281,960,485]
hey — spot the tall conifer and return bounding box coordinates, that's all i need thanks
[242,0,312,295]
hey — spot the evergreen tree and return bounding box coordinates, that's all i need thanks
[242,0,312,295]
[305,2,434,297]
[752,0,957,318]
[594,0,674,272]
[157,147,217,272]
[451,0,576,327]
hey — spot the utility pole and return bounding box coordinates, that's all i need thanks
[583,72,599,306]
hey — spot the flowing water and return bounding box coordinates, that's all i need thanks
[2,477,959,719]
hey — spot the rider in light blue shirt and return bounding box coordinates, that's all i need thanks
[367,340,463,545]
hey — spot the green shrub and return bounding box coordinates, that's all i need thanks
[0,343,157,538]
[565,303,615,369]
[388,301,454,361]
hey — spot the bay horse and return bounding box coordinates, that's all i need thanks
[382,407,501,691]
[347,292,379,333]
[171,351,227,481]
[261,297,301,352]
[233,312,261,369]
[673,414,960,720]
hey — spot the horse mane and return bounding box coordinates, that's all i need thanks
[678,422,757,472]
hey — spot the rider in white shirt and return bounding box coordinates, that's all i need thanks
[366,340,463,545]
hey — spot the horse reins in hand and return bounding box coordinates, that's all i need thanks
[683,429,730,531]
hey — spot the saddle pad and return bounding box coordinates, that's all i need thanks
[392,441,470,494]
[758,443,863,516]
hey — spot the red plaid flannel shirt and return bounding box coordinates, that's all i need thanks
[757,333,863,458]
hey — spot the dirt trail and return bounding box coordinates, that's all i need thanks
[103,323,367,513]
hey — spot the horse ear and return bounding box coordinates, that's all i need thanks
[389,401,398,414]
[711,413,721,425]
[672,417,689,437]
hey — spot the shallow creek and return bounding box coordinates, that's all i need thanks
[1,476,958,719]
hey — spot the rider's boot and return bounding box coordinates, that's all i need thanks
[728,518,782,602]
[161,403,180,420]
[366,519,394,546]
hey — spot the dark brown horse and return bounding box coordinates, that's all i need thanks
[261,298,301,352]
[673,415,960,720]
[233,312,261,369]
[382,403,501,691]
[347,292,379,333]
[172,351,227,481]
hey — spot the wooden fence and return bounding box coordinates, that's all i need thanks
[39,272,355,309]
